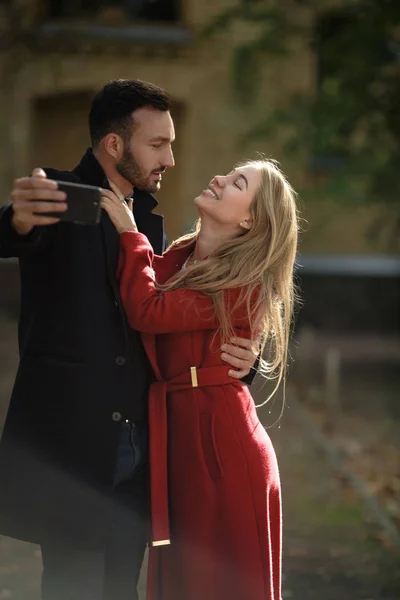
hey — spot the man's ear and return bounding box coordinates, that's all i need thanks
[104,133,122,160]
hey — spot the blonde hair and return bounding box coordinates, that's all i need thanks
[158,158,299,404]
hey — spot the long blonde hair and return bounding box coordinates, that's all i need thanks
[158,159,299,403]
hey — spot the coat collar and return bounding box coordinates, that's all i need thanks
[72,148,159,214]
[71,148,164,318]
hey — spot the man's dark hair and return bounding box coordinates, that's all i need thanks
[89,79,171,147]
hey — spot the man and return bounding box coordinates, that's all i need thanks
[0,79,257,600]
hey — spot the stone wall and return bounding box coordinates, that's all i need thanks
[0,0,391,250]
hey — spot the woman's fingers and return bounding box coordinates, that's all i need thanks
[101,189,118,203]
[101,195,130,215]
[109,180,125,200]
[100,191,137,234]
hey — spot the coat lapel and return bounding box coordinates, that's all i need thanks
[133,189,165,255]
[134,211,165,256]
[100,210,121,299]
[72,149,165,298]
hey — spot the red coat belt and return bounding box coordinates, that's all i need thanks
[149,365,238,546]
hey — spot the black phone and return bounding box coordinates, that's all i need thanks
[45,180,102,225]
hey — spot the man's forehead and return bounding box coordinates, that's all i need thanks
[132,107,175,140]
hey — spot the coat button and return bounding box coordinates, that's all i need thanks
[112,411,122,422]
[115,356,126,366]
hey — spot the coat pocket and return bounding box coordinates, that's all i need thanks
[199,413,223,481]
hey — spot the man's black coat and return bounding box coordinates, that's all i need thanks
[0,149,166,546]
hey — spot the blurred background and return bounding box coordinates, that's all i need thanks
[0,0,399,598]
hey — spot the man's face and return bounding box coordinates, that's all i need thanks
[116,107,175,193]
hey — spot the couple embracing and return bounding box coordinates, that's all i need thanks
[0,79,299,600]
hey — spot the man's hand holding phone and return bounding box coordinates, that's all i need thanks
[10,168,102,235]
[11,168,68,235]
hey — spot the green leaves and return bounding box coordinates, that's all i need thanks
[206,0,400,247]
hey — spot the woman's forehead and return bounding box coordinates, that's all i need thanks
[236,164,262,185]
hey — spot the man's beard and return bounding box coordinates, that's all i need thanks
[116,146,162,194]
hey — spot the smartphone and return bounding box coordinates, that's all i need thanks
[45,180,102,225]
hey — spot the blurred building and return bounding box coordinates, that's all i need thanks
[0,0,399,338]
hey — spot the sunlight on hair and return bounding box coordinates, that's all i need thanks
[157,158,300,409]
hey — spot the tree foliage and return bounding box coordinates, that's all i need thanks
[206,0,400,249]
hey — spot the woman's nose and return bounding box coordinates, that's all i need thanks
[213,175,225,187]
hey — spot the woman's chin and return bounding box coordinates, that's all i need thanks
[194,195,204,209]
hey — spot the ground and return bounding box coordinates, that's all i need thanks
[1,391,399,599]
[0,317,399,599]
[271,409,399,600]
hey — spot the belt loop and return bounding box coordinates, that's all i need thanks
[190,366,198,388]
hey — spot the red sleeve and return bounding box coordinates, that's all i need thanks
[117,231,250,334]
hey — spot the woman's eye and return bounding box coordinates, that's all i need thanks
[234,181,242,190]
[152,144,162,149]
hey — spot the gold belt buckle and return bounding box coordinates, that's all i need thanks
[152,539,171,547]
[190,366,198,388]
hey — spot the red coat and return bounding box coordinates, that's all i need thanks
[118,232,282,600]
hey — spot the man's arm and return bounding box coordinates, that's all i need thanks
[0,169,67,258]
[0,203,49,258]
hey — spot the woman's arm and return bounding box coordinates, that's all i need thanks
[118,231,249,335]
[101,182,258,377]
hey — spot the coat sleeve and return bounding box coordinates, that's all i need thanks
[240,355,259,386]
[0,167,72,258]
[0,203,52,258]
[118,231,251,335]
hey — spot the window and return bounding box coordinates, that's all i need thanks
[48,0,180,22]
[127,0,179,22]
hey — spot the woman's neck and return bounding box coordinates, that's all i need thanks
[193,223,236,261]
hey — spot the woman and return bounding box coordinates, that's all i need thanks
[101,158,299,600]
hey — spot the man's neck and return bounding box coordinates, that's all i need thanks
[93,149,133,197]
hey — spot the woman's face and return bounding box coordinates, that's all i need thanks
[194,165,262,231]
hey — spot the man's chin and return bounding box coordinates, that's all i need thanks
[145,182,161,194]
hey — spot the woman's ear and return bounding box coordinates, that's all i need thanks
[239,218,253,231]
